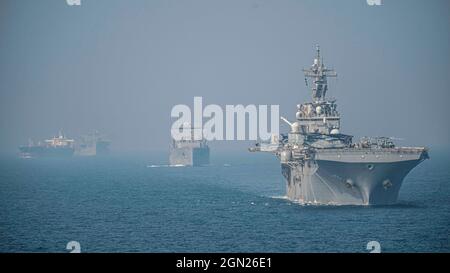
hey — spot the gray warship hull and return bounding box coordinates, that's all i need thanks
[282,148,428,205]
[169,146,210,166]
[75,140,110,156]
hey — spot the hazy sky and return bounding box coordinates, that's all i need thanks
[0,0,449,154]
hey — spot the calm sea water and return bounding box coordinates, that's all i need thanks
[0,151,448,253]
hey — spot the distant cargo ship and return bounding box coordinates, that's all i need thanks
[75,131,110,156]
[19,132,75,158]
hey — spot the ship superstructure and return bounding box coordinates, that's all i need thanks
[250,46,429,205]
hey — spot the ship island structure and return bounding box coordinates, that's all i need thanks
[250,46,429,205]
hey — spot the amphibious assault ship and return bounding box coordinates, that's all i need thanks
[250,46,429,205]
[170,125,210,167]
[19,131,75,158]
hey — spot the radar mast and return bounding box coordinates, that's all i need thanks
[302,45,337,102]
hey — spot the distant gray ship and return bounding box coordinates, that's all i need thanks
[19,131,75,158]
[75,131,110,156]
[170,125,210,167]
[250,46,429,205]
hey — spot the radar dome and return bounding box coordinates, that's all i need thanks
[330,128,340,135]
[316,106,322,115]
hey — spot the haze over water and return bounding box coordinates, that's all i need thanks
[0,0,449,154]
